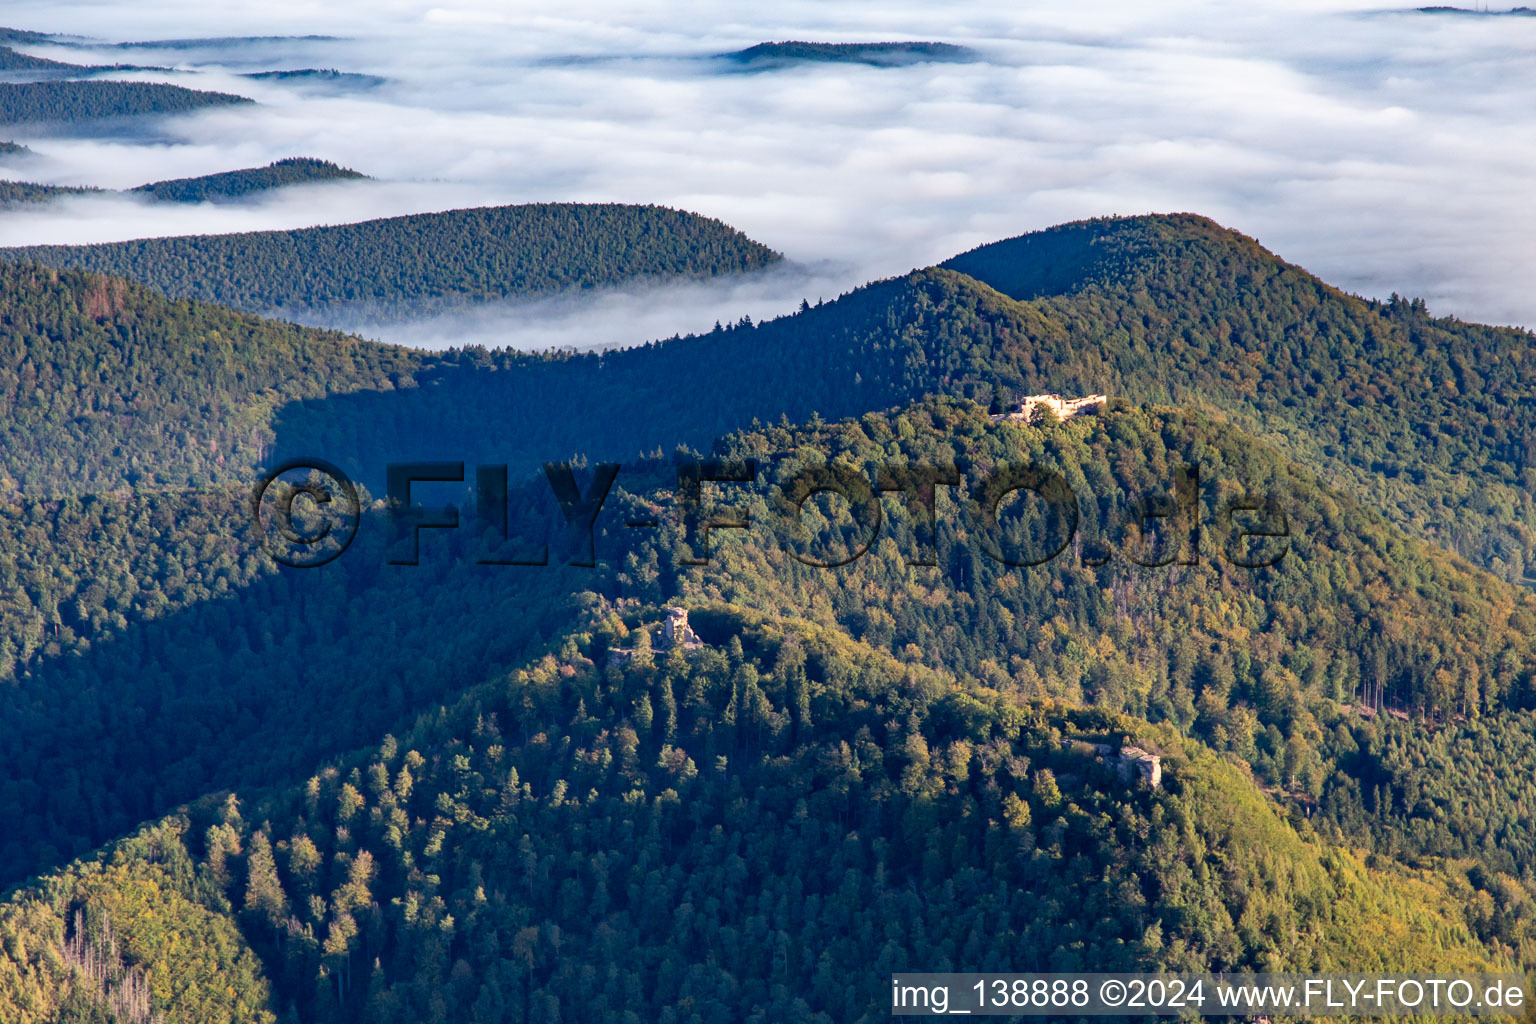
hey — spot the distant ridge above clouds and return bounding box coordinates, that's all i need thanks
[1413,5,1536,14]
[0,201,782,320]
[0,158,361,210]
[1,1,1535,333]
[719,40,979,68]
[130,157,367,203]
[0,79,251,126]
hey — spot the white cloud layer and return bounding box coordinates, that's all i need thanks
[1,0,1534,348]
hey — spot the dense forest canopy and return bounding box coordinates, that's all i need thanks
[0,27,52,46]
[1,397,1533,1020]
[242,69,386,88]
[0,45,84,73]
[0,261,421,494]
[0,624,1513,1022]
[130,158,368,203]
[1,209,1536,1021]
[0,159,366,211]
[2,211,1533,593]
[943,214,1536,581]
[0,179,101,207]
[0,395,1532,898]
[0,202,782,320]
[0,80,252,125]
[721,41,978,67]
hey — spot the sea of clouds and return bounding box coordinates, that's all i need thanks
[0,0,1533,349]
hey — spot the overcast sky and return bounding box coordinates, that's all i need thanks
[1,0,1533,349]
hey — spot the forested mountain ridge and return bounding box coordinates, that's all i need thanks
[262,213,1536,585]
[0,44,82,73]
[3,396,1536,935]
[0,80,251,125]
[0,327,1535,1022]
[242,69,386,89]
[0,179,101,207]
[2,257,1061,498]
[0,261,421,494]
[6,209,1536,597]
[721,40,979,68]
[0,28,52,46]
[131,158,367,203]
[943,213,1536,581]
[0,158,363,212]
[261,266,1084,493]
[0,597,1516,1023]
[687,401,1536,876]
[0,40,171,76]
[4,208,1535,599]
[0,202,782,321]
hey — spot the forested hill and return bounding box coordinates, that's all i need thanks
[0,80,251,125]
[6,211,1536,596]
[0,261,425,495]
[0,260,1066,495]
[721,40,978,68]
[0,158,362,211]
[0,633,1512,1022]
[0,28,51,46]
[130,157,367,202]
[0,202,782,320]
[0,179,100,207]
[942,214,1536,580]
[0,399,1532,1020]
[3,398,1535,899]
[0,44,82,73]
[262,229,1536,587]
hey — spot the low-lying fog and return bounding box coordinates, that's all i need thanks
[2,0,1534,348]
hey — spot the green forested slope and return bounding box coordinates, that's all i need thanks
[684,401,1536,878]
[0,262,421,494]
[3,213,1536,1024]
[0,475,592,887]
[4,211,1535,596]
[264,267,1088,493]
[0,28,52,46]
[3,396,1536,950]
[242,69,386,89]
[0,364,1531,1019]
[0,158,361,211]
[0,822,277,1024]
[943,214,1536,580]
[267,213,1536,586]
[0,80,251,125]
[7,210,1536,594]
[5,262,1018,496]
[0,180,100,207]
[697,399,1536,726]
[0,203,782,319]
[0,45,82,73]
[722,41,978,67]
[0,605,1515,1023]
[131,158,367,203]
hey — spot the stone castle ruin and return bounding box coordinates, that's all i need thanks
[992,393,1108,425]
[658,607,703,651]
[608,607,704,665]
[1061,738,1162,789]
